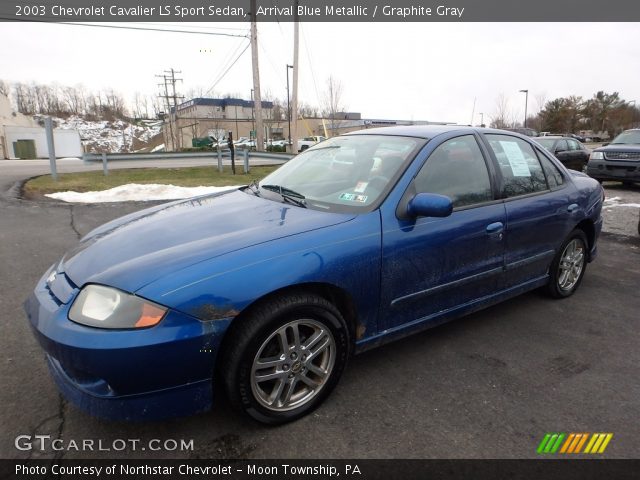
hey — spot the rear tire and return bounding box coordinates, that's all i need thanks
[546,229,588,298]
[220,293,350,424]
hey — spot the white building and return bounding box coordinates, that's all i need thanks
[0,94,82,159]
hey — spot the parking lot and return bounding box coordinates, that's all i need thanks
[1,164,639,460]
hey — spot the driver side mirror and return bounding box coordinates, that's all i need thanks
[407,193,453,218]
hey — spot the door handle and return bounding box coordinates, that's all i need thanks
[486,222,504,234]
[567,203,579,213]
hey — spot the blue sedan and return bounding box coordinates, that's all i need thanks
[25,126,604,424]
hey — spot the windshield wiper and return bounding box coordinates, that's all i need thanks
[261,184,307,208]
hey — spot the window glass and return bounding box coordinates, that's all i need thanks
[258,134,423,213]
[567,139,580,151]
[486,134,548,197]
[537,149,564,188]
[555,139,569,152]
[414,135,492,208]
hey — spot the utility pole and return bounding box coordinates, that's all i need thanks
[251,88,255,139]
[156,69,183,151]
[250,0,265,152]
[286,64,293,151]
[291,0,299,154]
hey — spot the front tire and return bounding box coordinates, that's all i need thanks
[220,294,350,424]
[546,229,588,298]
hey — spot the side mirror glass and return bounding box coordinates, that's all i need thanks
[407,193,453,218]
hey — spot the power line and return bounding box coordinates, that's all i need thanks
[205,42,251,95]
[0,18,249,37]
[201,36,248,90]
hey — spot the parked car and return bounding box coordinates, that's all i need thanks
[298,135,326,151]
[504,127,539,137]
[535,136,590,171]
[25,126,604,424]
[586,129,640,185]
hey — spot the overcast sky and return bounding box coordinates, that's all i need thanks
[1,22,639,124]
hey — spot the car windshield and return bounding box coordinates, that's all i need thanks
[610,130,640,145]
[255,135,424,213]
[536,138,556,150]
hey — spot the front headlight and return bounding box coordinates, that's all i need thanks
[590,151,604,160]
[69,285,167,329]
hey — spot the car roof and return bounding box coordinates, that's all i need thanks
[343,124,527,140]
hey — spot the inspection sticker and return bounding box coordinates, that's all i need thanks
[500,141,531,177]
[339,193,368,202]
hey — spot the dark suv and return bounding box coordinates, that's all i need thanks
[587,129,640,184]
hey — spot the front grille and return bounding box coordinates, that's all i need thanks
[605,151,640,161]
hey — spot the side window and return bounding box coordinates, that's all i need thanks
[555,139,569,152]
[537,149,564,188]
[414,135,492,208]
[567,139,580,151]
[485,134,548,197]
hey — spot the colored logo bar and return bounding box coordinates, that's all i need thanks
[537,433,613,454]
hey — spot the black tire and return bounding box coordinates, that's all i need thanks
[220,293,350,424]
[546,229,588,298]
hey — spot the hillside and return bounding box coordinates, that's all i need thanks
[34,115,164,153]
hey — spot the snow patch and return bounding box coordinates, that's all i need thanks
[603,196,640,209]
[34,115,162,153]
[45,183,241,203]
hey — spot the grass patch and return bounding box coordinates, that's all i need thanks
[24,165,280,197]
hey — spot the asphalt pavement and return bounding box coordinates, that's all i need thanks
[0,160,639,460]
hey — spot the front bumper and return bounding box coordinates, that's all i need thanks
[24,265,230,421]
[586,159,640,182]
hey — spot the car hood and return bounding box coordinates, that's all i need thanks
[595,144,640,152]
[61,189,355,293]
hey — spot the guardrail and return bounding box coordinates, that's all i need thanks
[82,150,294,175]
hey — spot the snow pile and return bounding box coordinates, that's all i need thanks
[603,196,640,209]
[45,183,241,203]
[34,115,163,153]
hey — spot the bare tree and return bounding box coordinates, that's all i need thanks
[490,94,515,129]
[322,75,345,136]
[0,79,9,97]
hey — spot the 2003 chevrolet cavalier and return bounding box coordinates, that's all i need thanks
[25,126,604,424]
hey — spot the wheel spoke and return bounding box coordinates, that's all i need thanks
[281,377,298,406]
[278,328,290,353]
[306,362,328,378]
[255,355,284,369]
[291,323,302,350]
[306,336,330,362]
[254,370,287,383]
[268,379,286,406]
[298,373,321,389]
[303,328,325,351]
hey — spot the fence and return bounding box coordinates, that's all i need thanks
[82,150,294,175]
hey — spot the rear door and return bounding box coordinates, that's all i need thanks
[482,134,576,289]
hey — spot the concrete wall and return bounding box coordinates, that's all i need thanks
[4,126,82,159]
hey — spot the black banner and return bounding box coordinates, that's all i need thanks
[2,459,640,480]
[1,0,640,22]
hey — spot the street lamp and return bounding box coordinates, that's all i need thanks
[519,89,529,128]
[479,112,484,127]
[286,64,293,147]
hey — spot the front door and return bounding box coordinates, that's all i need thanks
[380,134,506,331]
